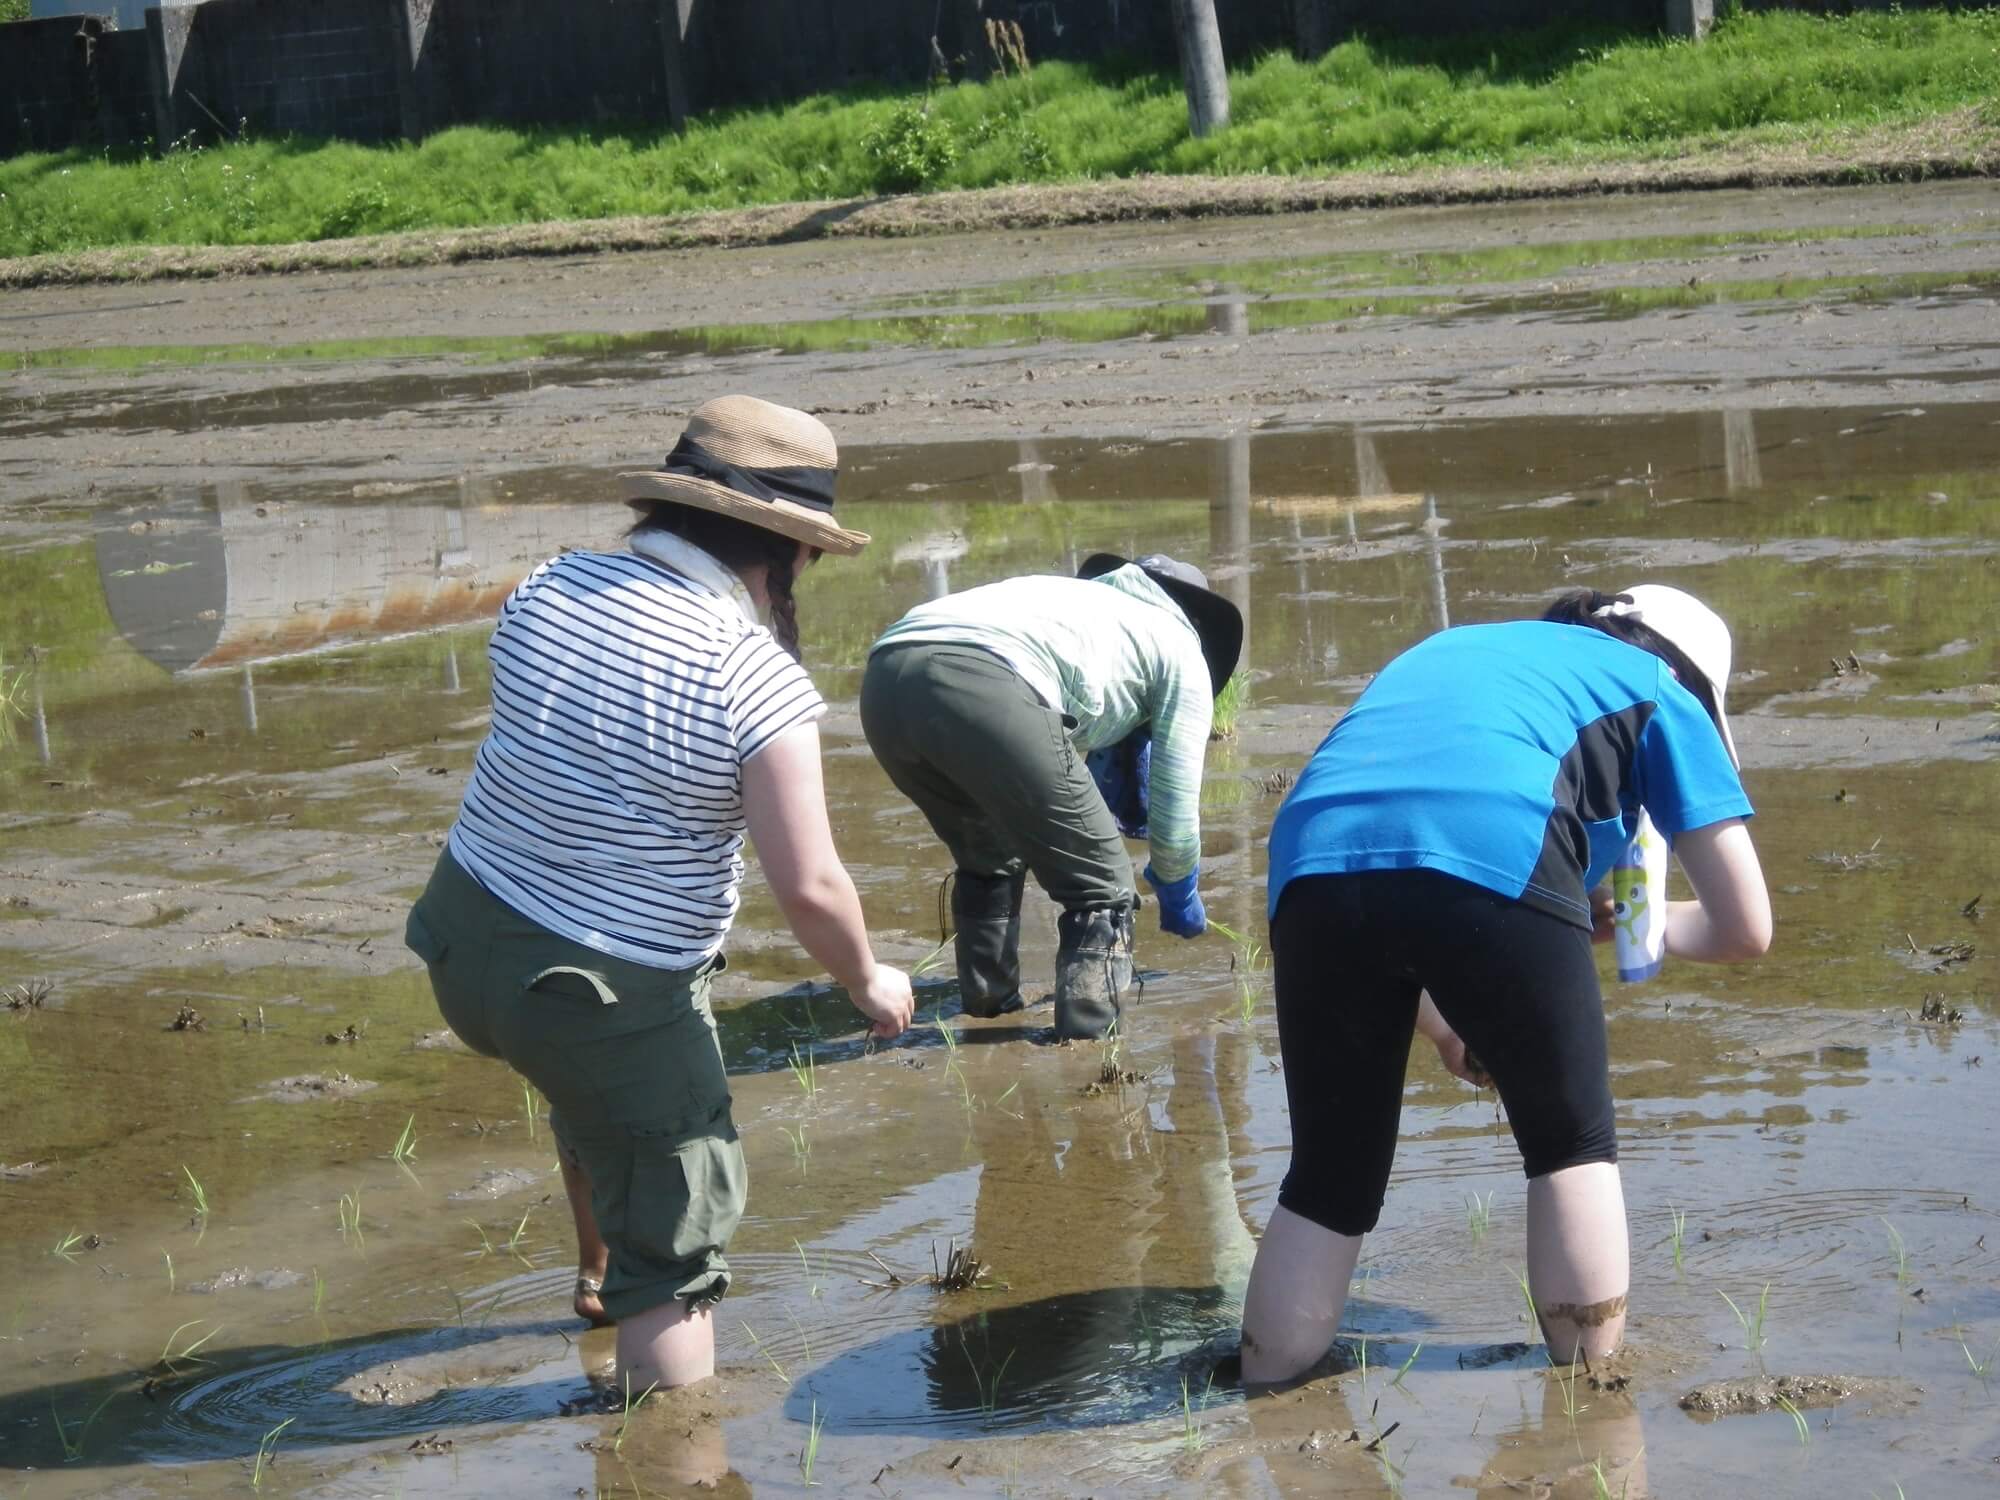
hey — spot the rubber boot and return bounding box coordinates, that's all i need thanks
[1052,902,1135,1041]
[951,869,1026,1018]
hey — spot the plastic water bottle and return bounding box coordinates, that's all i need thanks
[1610,812,1669,983]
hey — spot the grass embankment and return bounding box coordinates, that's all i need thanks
[2,9,1997,276]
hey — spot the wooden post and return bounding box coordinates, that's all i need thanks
[1293,0,1338,60]
[1168,0,1229,138]
[1665,0,1714,40]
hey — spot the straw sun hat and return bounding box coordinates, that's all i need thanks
[620,395,870,556]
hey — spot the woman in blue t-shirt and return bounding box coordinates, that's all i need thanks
[1240,585,1773,1385]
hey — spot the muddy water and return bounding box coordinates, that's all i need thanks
[4,234,2000,1495]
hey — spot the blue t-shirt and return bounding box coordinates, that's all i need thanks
[1267,621,1753,927]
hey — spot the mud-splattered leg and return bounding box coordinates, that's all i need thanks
[1526,1161,1629,1361]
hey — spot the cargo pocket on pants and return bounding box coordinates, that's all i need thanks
[624,1101,746,1301]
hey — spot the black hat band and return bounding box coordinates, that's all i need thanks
[662,434,837,514]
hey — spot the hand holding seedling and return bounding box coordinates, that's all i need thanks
[851,962,914,1040]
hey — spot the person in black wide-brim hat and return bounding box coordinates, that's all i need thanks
[860,549,1243,1041]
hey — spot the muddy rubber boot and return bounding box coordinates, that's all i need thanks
[952,869,1027,1018]
[1052,902,1135,1041]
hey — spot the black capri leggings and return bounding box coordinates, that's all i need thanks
[1271,868,1616,1238]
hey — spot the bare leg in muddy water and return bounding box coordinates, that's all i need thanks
[1239,1204,1362,1384]
[560,1151,614,1328]
[1241,1164,1629,1382]
[1526,1160,1629,1362]
[619,1298,716,1389]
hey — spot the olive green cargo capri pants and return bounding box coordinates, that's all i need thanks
[405,849,745,1320]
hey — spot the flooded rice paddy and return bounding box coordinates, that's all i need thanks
[2,184,1998,1497]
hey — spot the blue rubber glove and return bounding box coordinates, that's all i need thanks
[1085,730,1151,839]
[1144,862,1206,939]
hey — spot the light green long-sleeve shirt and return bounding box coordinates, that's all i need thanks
[870,564,1213,881]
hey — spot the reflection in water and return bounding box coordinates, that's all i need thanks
[2,398,1996,1494]
[94,479,624,676]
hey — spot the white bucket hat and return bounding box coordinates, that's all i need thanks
[619,395,870,556]
[1606,584,1738,767]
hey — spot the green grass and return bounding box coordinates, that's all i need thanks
[4,10,1997,258]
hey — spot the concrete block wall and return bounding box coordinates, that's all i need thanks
[94,26,161,145]
[429,0,674,129]
[0,15,104,157]
[159,0,406,144]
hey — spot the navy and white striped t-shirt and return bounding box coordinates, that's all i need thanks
[448,542,824,969]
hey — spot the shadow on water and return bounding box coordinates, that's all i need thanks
[0,1320,581,1469]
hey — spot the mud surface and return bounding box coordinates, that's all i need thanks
[2,181,1998,1497]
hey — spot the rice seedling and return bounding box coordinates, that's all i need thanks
[1389,1341,1423,1393]
[522,1082,539,1145]
[1881,1217,1911,1290]
[158,1319,221,1373]
[506,1207,532,1257]
[787,1042,818,1102]
[958,1333,1015,1423]
[993,1080,1022,1117]
[161,1248,174,1292]
[1465,1192,1493,1246]
[613,1374,656,1454]
[1180,1374,1205,1453]
[1355,1331,1370,1395]
[309,1267,325,1318]
[796,1239,823,1299]
[1718,1284,1770,1354]
[1669,1206,1688,1274]
[50,1391,117,1463]
[389,1114,418,1164]
[466,1219,497,1257]
[740,1320,791,1384]
[1776,1393,1810,1444]
[180,1164,210,1226]
[1962,1336,1996,1387]
[1552,1355,1590,1435]
[250,1416,294,1488]
[337,1190,363,1246]
[909,934,953,979]
[50,1229,85,1263]
[798,1397,825,1484]
[1513,1266,1540,1340]
[1589,1456,1634,1500]
[781,1121,811,1176]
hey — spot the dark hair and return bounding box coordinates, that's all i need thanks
[1542,588,1724,738]
[627,504,819,660]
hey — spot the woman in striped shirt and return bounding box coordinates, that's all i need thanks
[406,397,914,1392]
